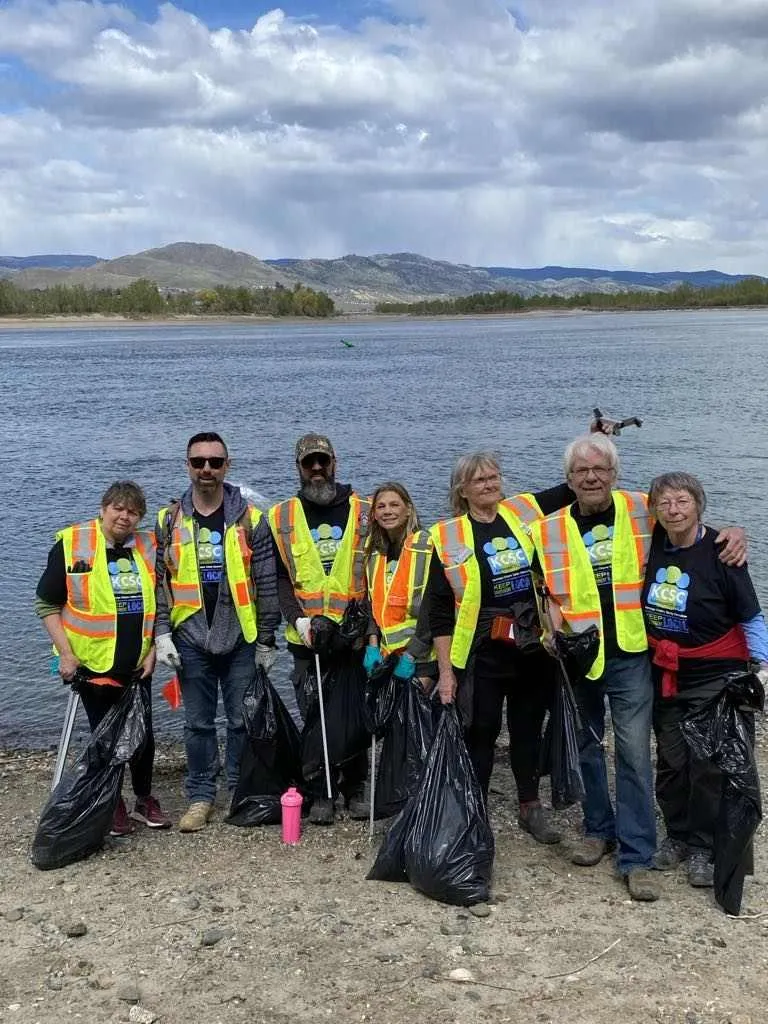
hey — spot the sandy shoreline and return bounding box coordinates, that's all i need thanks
[1,735,766,1024]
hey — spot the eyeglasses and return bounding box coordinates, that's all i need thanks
[188,456,227,469]
[300,453,331,469]
[469,473,501,487]
[655,497,695,512]
[570,465,613,479]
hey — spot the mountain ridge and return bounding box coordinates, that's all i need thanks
[0,243,761,308]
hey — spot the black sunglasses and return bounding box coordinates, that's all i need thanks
[188,456,227,469]
[300,453,331,469]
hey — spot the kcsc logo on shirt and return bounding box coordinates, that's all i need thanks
[312,523,343,563]
[583,524,613,566]
[482,536,529,575]
[108,555,141,594]
[647,566,690,612]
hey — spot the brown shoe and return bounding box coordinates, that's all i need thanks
[626,868,660,902]
[179,802,213,833]
[571,836,615,866]
[518,803,562,845]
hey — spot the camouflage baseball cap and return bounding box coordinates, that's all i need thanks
[295,433,335,462]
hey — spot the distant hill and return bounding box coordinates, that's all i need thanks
[1,243,762,308]
[0,254,99,274]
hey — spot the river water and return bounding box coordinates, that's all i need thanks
[2,309,767,747]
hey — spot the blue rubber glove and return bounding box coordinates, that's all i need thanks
[363,644,384,676]
[393,653,416,681]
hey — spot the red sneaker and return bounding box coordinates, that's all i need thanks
[131,795,172,830]
[109,797,136,837]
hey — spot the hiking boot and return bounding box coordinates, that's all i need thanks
[178,801,213,833]
[653,836,688,871]
[346,789,370,821]
[109,797,135,838]
[308,797,335,825]
[688,850,714,888]
[131,795,172,830]
[518,802,562,845]
[625,868,661,902]
[571,837,615,866]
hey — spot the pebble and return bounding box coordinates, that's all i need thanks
[183,897,200,910]
[440,921,468,936]
[4,908,23,922]
[201,927,225,946]
[64,922,87,938]
[128,1007,158,1024]
[116,982,142,1004]
[421,964,441,979]
[448,968,476,983]
[46,977,63,992]
[468,903,491,919]
[711,936,727,948]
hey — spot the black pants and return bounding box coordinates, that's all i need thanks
[654,690,755,852]
[290,653,368,802]
[465,643,556,804]
[79,676,154,799]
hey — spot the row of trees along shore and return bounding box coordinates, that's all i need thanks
[374,277,768,314]
[0,278,336,317]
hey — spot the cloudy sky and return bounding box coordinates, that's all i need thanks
[2,0,768,271]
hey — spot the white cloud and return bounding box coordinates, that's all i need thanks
[1,0,768,271]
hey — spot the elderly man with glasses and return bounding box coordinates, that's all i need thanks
[530,434,746,902]
[154,431,279,832]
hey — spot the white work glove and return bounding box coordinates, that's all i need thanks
[295,617,313,648]
[255,642,277,674]
[155,633,182,670]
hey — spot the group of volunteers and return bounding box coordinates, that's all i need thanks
[36,423,768,904]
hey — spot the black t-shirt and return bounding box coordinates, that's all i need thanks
[643,524,759,689]
[568,502,619,660]
[194,506,226,625]
[471,514,535,608]
[301,495,351,575]
[37,538,144,679]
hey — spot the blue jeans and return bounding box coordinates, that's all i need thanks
[576,653,656,874]
[176,638,255,803]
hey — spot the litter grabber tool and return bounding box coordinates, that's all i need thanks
[52,687,80,791]
[592,407,643,435]
[314,653,334,800]
[369,735,376,842]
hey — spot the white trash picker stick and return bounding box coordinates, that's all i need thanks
[314,653,333,800]
[52,688,80,791]
[369,735,376,841]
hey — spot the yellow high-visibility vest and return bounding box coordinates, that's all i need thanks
[268,494,369,645]
[530,490,652,679]
[58,519,156,673]
[430,500,535,669]
[366,529,435,657]
[158,505,261,642]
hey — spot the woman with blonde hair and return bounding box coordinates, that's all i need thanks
[363,482,435,684]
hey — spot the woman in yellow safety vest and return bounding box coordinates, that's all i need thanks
[362,482,435,686]
[35,480,170,837]
[427,452,576,845]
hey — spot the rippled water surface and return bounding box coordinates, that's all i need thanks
[3,310,767,746]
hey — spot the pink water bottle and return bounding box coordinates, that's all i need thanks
[280,787,303,845]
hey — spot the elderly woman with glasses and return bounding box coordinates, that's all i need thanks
[643,472,768,888]
[426,452,576,844]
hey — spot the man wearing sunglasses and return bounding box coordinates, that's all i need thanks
[154,431,279,832]
[269,433,371,825]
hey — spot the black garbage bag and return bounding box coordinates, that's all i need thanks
[301,651,369,779]
[374,677,439,819]
[540,666,586,810]
[555,627,600,680]
[404,704,494,906]
[31,683,148,871]
[227,667,305,827]
[363,655,399,738]
[311,600,369,657]
[679,671,764,916]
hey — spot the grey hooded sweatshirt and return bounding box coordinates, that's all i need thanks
[155,481,280,655]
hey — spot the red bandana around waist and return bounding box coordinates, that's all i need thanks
[648,625,748,698]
